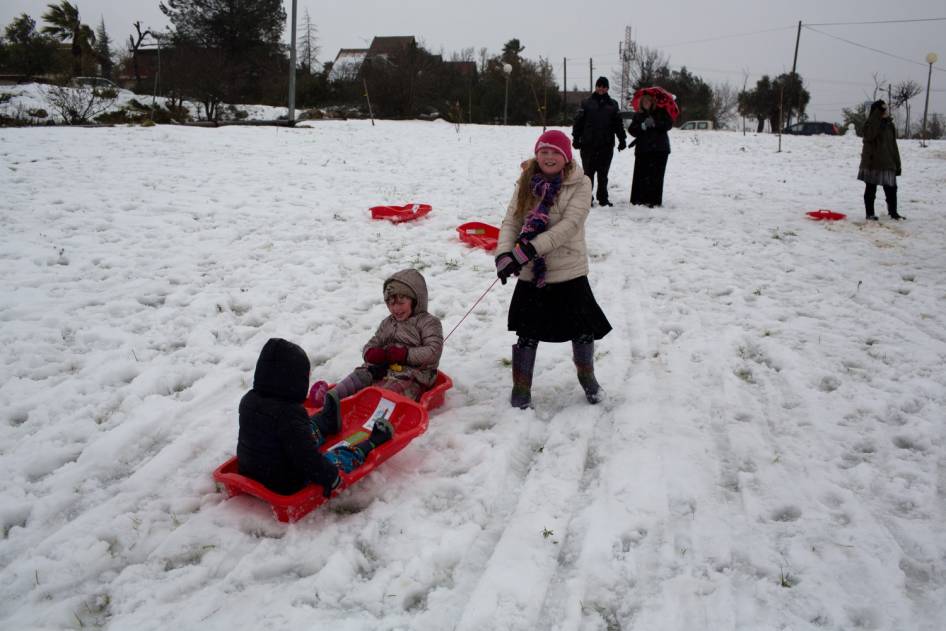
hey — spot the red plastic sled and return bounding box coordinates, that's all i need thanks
[214,387,429,522]
[806,209,847,221]
[305,370,453,414]
[456,222,499,251]
[370,203,432,223]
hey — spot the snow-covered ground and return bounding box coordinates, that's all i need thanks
[1,120,944,631]
[0,83,288,123]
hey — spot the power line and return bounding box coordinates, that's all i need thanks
[653,26,796,49]
[803,25,946,72]
[805,17,946,27]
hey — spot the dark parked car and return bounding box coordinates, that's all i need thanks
[783,121,839,135]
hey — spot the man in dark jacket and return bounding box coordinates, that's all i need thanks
[571,76,627,206]
[237,338,392,497]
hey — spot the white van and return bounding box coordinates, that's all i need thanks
[678,120,714,130]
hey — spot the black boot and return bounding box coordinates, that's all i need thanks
[864,189,877,221]
[572,339,603,404]
[353,418,394,459]
[886,187,904,220]
[311,390,342,437]
[511,342,537,409]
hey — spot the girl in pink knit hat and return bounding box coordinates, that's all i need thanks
[494,130,612,409]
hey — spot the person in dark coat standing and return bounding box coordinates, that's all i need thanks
[571,76,627,207]
[628,93,672,207]
[237,338,392,497]
[858,99,904,221]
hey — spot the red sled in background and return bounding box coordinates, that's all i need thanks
[805,209,847,221]
[370,203,432,223]
[456,222,499,251]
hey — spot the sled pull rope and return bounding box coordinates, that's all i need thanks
[443,278,499,343]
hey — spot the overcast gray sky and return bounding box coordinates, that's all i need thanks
[2,0,943,123]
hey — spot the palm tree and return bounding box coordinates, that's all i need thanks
[41,1,95,77]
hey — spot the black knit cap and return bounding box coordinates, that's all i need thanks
[595,76,609,88]
[252,338,310,402]
[870,100,887,115]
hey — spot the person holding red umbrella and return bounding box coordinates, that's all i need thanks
[628,87,677,207]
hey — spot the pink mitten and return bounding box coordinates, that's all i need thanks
[308,380,329,408]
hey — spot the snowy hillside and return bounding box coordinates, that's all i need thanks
[1,120,944,630]
[0,83,287,124]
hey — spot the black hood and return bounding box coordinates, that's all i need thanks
[252,338,309,402]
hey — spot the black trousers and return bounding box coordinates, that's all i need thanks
[863,183,897,216]
[580,145,615,204]
[630,152,669,207]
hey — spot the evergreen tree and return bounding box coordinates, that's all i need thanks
[159,0,287,105]
[93,17,113,79]
[652,65,713,123]
[3,13,58,78]
[842,101,869,136]
[737,74,809,133]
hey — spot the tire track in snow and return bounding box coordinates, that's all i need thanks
[452,400,606,631]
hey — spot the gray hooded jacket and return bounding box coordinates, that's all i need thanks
[363,269,443,388]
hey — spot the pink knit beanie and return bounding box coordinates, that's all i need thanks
[534,130,572,163]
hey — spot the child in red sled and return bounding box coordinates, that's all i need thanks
[238,338,393,497]
[309,269,444,407]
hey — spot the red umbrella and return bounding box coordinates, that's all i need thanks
[632,87,680,122]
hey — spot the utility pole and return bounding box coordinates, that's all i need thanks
[287,0,297,124]
[363,78,375,126]
[787,20,801,128]
[562,57,567,125]
[589,58,593,92]
[921,52,938,146]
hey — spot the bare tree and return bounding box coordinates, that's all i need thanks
[43,83,116,123]
[710,82,739,129]
[127,21,151,85]
[297,8,319,74]
[451,47,475,62]
[870,72,887,101]
[892,80,922,138]
[628,42,669,89]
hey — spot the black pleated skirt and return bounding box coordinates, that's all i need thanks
[507,276,612,343]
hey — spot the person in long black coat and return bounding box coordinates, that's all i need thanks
[571,76,627,206]
[857,99,903,220]
[628,93,672,207]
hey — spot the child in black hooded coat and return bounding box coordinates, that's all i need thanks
[237,338,392,497]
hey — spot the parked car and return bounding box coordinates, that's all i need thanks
[782,121,839,135]
[70,77,119,93]
[678,120,714,130]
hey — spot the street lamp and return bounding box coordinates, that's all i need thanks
[287,0,297,125]
[921,52,938,146]
[503,63,512,125]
